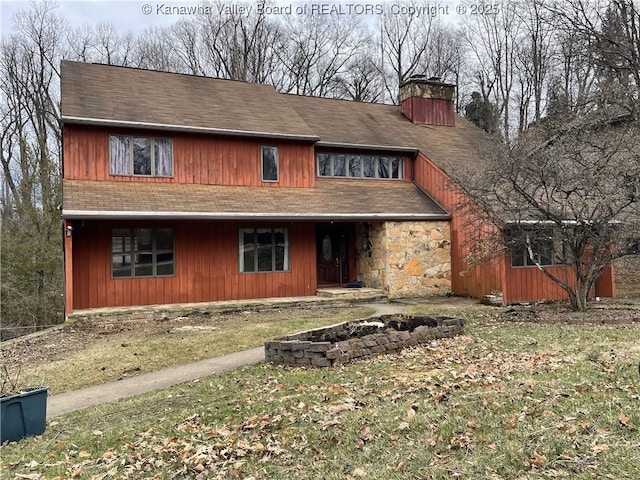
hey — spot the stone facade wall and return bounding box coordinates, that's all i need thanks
[265,315,464,367]
[356,221,451,298]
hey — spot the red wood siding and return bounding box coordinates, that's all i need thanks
[414,152,616,302]
[401,98,455,127]
[502,262,573,304]
[63,125,316,187]
[502,262,616,303]
[413,153,503,298]
[70,220,317,311]
[596,265,616,298]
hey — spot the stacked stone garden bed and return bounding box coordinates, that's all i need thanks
[265,314,464,367]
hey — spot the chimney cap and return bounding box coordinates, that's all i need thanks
[400,75,455,89]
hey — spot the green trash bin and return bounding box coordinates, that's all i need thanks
[1,387,48,443]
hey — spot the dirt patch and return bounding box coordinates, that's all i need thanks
[0,308,316,373]
[3,301,639,379]
[503,299,640,325]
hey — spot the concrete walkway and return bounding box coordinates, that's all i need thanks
[47,348,265,418]
[47,302,410,418]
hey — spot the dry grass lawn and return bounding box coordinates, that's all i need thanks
[1,303,639,479]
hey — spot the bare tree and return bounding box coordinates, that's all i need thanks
[135,26,185,72]
[462,1,522,142]
[170,20,205,75]
[329,54,383,102]
[1,0,66,338]
[547,0,639,116]
[376,2,461,103]
[457,111,640,311]
[197,0,283,83]
[513,0,556,130]
[277,13,365,97]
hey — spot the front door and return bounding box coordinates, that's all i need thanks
[317,225,349,285]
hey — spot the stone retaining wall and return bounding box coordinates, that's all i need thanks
[265,314,464,367]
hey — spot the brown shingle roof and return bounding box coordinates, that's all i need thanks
[61,61,488,174]
[60,61,318,140]
[284,94,488,173]
[62,179,449,220]
[61,62,490,219]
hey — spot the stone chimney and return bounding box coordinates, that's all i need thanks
[399,75,456,127]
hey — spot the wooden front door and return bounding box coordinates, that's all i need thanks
[317,226,349,285]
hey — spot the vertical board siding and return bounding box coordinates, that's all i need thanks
[401,98,455,127]
[413,153,503,298]
[71,220,317,311]
[504,264,616,304]
[64,125,316,188]
[413,152,615,302]
[504,266,574,304]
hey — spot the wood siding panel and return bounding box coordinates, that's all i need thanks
[401,98,455,127]
[413,152,618,302]
[413,153,503,298]
[70,220,317,311]
[503,265,575,304]
[63,125,316,187]
[503,262,616,304]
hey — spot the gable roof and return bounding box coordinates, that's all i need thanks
[60,61,492,221]
[60,61,318,141]
[61,61,487,175]
[63,178,449,221]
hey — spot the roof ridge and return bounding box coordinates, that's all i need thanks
[60,59,277,90]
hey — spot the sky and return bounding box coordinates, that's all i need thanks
[1,1,181,36]
[1,0,465,38]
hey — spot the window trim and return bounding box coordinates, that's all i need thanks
[238,227,290,273]
[111,227,175,279]
[317,152,404,179]
[261,146,279,182]
[509,229,567,268]
[109,135,174,178]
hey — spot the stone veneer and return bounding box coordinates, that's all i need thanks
[356,221,451,298]
[265,314,464,367]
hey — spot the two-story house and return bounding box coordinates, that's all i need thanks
[60,61,615,315]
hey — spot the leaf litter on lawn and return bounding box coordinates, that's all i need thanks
[3,315,639,480]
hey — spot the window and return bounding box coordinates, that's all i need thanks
[111,228,174,278]
[262,146,279,182]
[110,136,173,177]
[317,153,403,179]
[509,228,565,267]
[239,228,289,273]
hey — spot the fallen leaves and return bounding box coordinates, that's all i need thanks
[4,315,639,479]
[526,451,548,468]
[618,413,635,430]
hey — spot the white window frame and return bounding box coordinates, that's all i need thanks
[109,135,174,177]
[238,227,290,273]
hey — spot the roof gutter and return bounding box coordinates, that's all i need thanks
[61,116,321,142]
[62,210,451,221]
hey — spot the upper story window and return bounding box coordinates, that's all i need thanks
[110,135,173,177]
[317,153,403,179]
[262,146,279,182]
